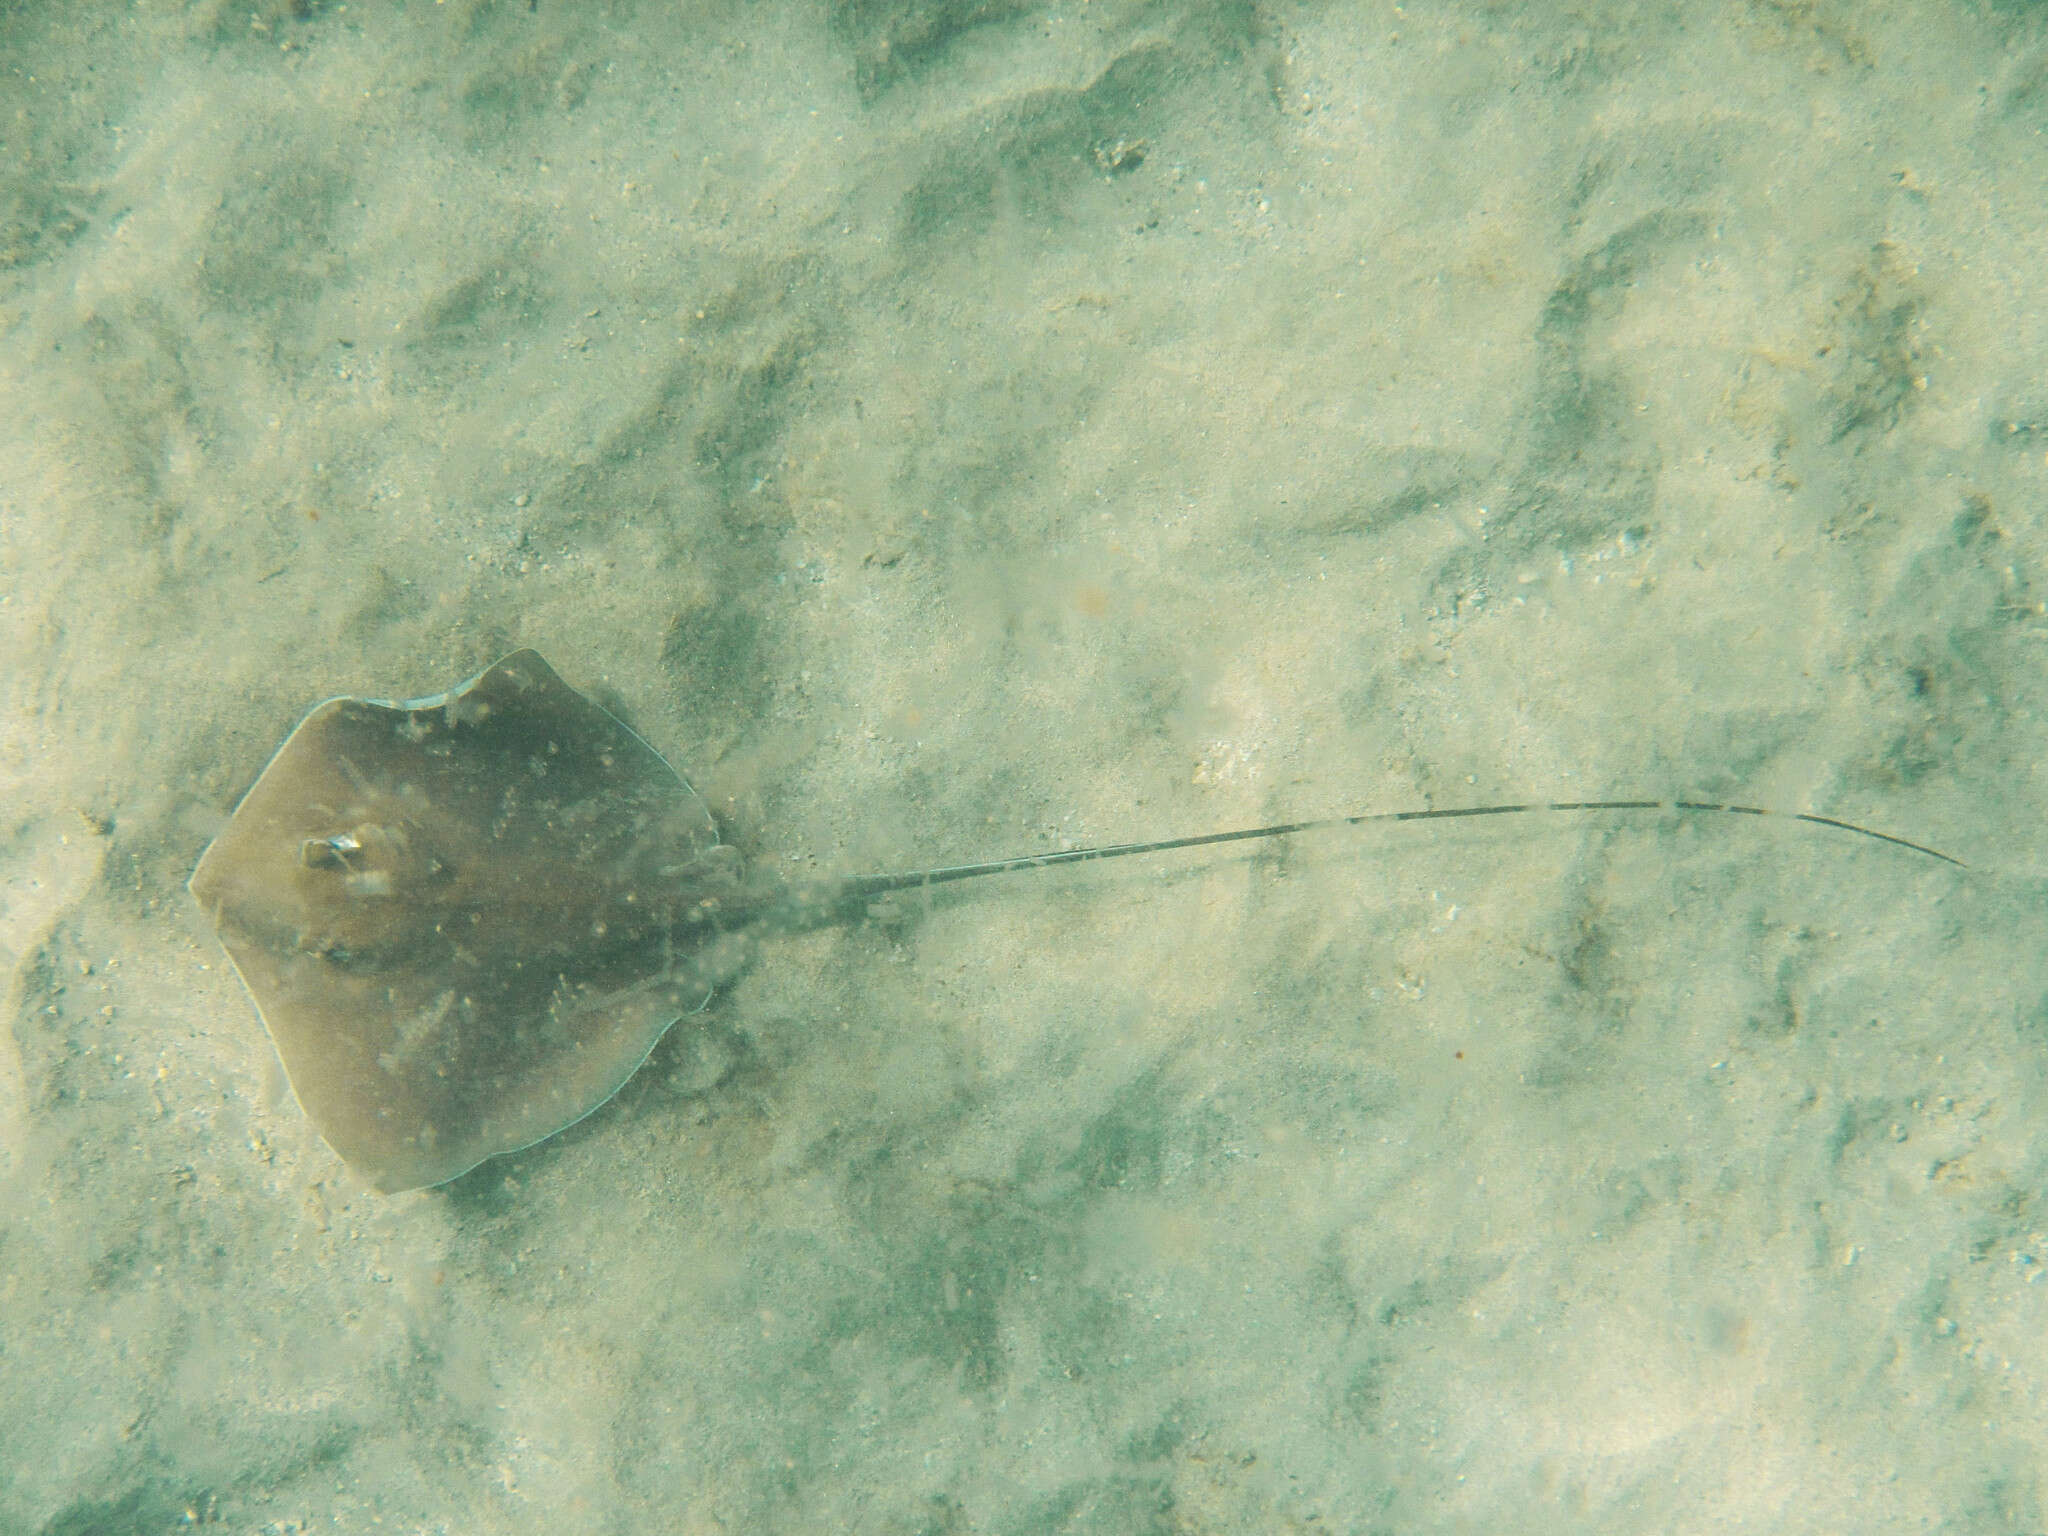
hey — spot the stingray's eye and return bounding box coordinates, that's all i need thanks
[301,833,363,871]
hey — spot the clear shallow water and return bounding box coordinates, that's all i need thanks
[2,2,2045,1530]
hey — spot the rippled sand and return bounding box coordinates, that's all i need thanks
[3,2,2043,1530]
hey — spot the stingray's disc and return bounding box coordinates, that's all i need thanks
[190,650,739,1192]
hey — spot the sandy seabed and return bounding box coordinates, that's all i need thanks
[4,1,2048,1531]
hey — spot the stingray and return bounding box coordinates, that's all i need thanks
[188,649,1961,1193]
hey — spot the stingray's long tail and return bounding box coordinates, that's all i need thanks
[674,797,1961,941]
